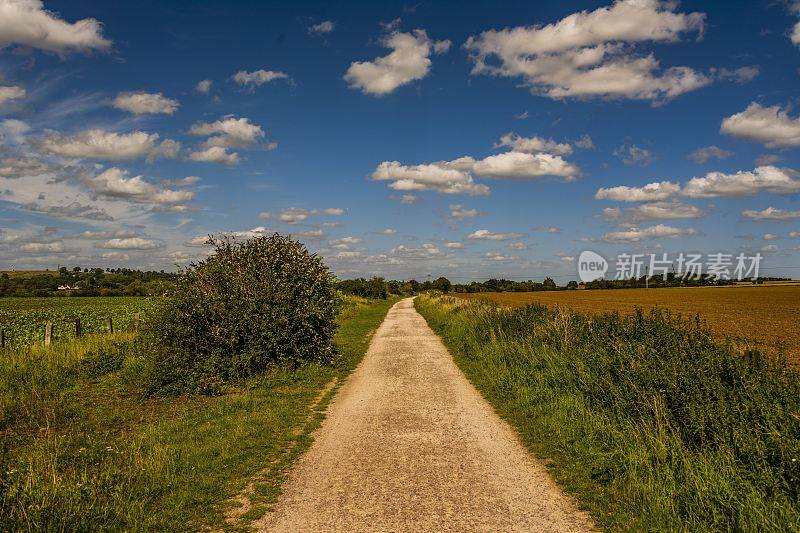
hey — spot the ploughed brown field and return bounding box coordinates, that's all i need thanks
[455,285,800,362]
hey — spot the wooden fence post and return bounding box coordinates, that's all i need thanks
[106,317,114,334]
[75,318,82,338]
[44,321,53,346]
[0,329,4,348]
[132,313,140,332]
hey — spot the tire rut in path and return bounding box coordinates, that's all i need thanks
[255,297,595,532]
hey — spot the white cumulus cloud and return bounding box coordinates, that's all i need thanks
[233,69,290,89]
[308,20,335,35]
[372,160,489,196]
[468,229,523,241]
[688,145,733,164]
[0,0,111,54]
[448,204,479,220]
[607,200,705,221]
[188,146,238,165]
[0,85,25,105]
[189,117,266,148]
[373,149,578,196]
[720,102,800,148]
[39,129,180,162]
[467,151,579,180]
[188,116,269,165]
[344,30,450,96]
[84,167,194,206]
[195,79,212,94]
[495,133,573,156]
[742,207,800,221]
[95,237,164,250]
[595,181,680,202]
[464,0,709,103]
[112,92,179,115]
[682,166,800,198]
[278,207,310,224]
[603,224,697,242]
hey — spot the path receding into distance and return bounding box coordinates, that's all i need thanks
[257,298,595,532]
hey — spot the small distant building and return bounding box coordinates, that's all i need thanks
[577,282,586,290]
[57,284,80,290]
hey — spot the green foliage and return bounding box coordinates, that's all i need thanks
[417,295,800,532]
[0,297,151,349]
[453,277,565,293]
[0,296,395,531]
[338,277,389,299]
[0,268,177,297]
[143,234,339,393]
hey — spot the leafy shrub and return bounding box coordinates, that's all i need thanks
[143,234,338,393]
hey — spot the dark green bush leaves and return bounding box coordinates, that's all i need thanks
[143,234,338,393]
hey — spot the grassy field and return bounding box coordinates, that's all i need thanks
[0,295,398,531]
[456,285,800,361]
[0,297,152,349]
[416,294,800,532]
[0,270,57,279]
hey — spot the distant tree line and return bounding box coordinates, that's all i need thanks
[336,276,561,298]
[2,266,789,299]
[336,276,453,299]
[452,278,559,293]
[336,273,793,299]
[582,273,743,290]
[0,267,178,297]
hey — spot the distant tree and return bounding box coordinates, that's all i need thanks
[432,276,452,293]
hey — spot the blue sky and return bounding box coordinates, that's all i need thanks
[1,0,800,282]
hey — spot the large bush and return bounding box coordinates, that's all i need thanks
[144,234,338,393]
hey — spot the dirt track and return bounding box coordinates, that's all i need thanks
[256,298,594,532]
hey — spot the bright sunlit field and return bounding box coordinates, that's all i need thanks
[456,284,800,361]
[0,297,152,348]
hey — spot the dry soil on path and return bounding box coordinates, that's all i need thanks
[256,297,594,532]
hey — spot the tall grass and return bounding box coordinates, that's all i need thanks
[416,295,800,532]
[0,296,396,531]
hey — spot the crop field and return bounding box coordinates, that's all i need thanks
[456,285,800,361]
[417,294,800,530]
[0,297,152,348]
[0,270,57,279]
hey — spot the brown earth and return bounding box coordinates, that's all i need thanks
[456,285,800,362]
[254,298,594,532]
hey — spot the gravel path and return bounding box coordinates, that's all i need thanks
[256,298,594,532]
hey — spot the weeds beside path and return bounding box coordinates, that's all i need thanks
[416,294,800,532]
[0,296,397,531]
[256,298,594,532]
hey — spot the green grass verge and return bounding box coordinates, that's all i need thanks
[1,296,398,531]
[415,295,800,532]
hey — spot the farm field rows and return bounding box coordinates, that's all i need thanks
[0,297,152,348]
[456,285,800,361]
